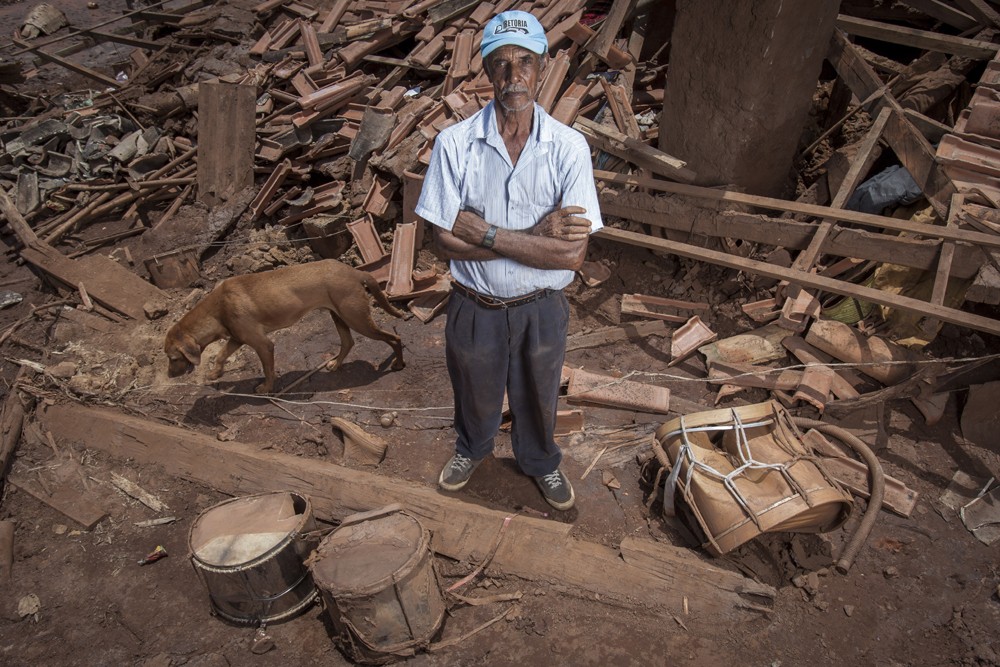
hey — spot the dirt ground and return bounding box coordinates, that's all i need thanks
[1,1,1000,666]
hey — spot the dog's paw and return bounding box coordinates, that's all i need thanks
[254,382,274,394]
[391,359,406,371]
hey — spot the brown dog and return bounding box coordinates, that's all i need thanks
[164,260,405,393]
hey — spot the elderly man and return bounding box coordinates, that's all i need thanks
[415,10,602,511]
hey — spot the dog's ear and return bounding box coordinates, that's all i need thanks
[178,333,202,366]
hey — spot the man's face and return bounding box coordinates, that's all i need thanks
[485,45,546,113]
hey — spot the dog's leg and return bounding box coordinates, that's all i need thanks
[326,312,355,372]
[336,307,405,371]
[208,339,242,381]
[242,332,277,394]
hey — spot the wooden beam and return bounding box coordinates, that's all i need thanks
[12,36,120,89]
[791,106,892,277]
[575,117,696,183]
[595,227,1000,336]
[600,192,984,279]
[953,0,1000,29]
[901,0,978,30]
[593,170,1000,249]
[197,81,256,204]
[0,187,40,247]
[590,0,637,59]
[835,14,999,59]
[931,194,964,308]
[39,403,776,618]
[19,247,164,320]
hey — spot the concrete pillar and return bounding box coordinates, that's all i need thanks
[658,0,840,197]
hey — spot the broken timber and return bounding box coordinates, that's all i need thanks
[595,227,1000,337]
[600,190,986,279]
[39,402,775,618]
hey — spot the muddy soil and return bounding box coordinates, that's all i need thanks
[1,2,999,667]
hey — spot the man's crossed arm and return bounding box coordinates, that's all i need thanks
[434,206,593,271]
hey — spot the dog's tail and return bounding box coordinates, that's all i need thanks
[361,272,408,319]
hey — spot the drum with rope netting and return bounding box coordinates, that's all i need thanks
[188,491,319,624]
[655,401,853,555]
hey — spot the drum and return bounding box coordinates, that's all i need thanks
[655,401,853,555]
[189,491,319,624]
[309,505,445,664]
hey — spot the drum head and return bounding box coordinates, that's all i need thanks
[312,512,424,594]
[190,492,304,567]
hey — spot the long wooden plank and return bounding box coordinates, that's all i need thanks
[593,170,1000,249]
[40,403,776,617]
[590,0,637,60]
[882,102,957,217]
[953,0,1000,29]
[12,37,120,89]
[7,472,107,529]
[931,194,964,308]
[19,247,164,320]
[791,106,892,277]
[595,227,1000,336]
[835,14,998,59]
[0,187,39,247]
[901,0,978,30]
[575,117,696,183]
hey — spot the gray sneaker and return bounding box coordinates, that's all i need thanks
[534,469,575,510]
[438,453,483,491]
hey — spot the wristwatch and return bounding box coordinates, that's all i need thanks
[481,225,498,249]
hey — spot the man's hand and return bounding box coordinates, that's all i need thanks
[531,206,592,242]
[451,209,491,246]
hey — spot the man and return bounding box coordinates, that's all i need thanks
[415,10,603,511]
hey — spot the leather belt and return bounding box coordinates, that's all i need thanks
[452,281,555,310]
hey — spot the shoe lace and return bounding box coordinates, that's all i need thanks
[451,454,475,474]
[540,471,563,489]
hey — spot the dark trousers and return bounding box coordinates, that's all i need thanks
[445,287,569,477]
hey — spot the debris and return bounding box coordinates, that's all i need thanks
[578,261,611,287]
[960,482,1000,546]
[669,315,717,366]
[601,469,621,489]
[20,4,67,39]
[109,472,170,513]
[801,429,919,518]
[698,322,790,366]
[0,292,23,310]
[137,545,168,566]
[134,517,177,528]
[807,319,926,389]
[329,416,388,465]
[844,604,855,617]
[378,412,395,428]
[17,593,41,620]
[940,469,987,512]
[621,293,709,323]
[960,381,1000,448]
[884,566,899,579]
[250,627,276,654]
[565,366,670,414]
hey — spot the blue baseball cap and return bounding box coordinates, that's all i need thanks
[481,11,548,59]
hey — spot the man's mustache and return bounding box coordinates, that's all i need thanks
[501,84,530,96]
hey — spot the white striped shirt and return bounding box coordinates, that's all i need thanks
[415,101,603,298]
